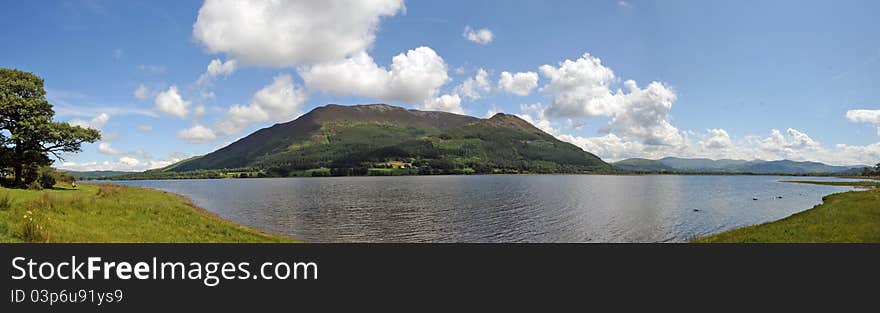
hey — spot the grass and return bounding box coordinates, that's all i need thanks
[0,183,296,243]
[694,181,880,243]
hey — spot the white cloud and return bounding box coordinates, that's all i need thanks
[194,105,207,118]
[618,1,633,8]
[97,142,121,155]
[456,68,491,100]
[526,54,877,166]
[177,124,217,144]
[463,26,494,45]
[138,124,153,132]
[193,0,405,67]
[516,103,558,135]
[119,157,140,167]
[68,113,109,130]
[215,74,308,135]
[133,84,150,100]
[702,128,733,149]
[59,155,185,172]
[300,46,450,104]
[540,53,619,117]
[846,109,880,124]
[422,94,463,114]
[154,86,190,118]
[540,53,682,146]
[197,58,238,85]
[498,71,538,96]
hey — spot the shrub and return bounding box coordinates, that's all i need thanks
[0,193,12,210]
[27,181,43,190]
[39,171,56,189]
[20,208,48,242]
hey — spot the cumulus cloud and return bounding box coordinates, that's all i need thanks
[133,84,150,100]
[702,129,733,150]
[455,68,491,100]
[463,26,494,45]
[300,47,450,104]
[69,113,109,130]
[540,53,682,146]
[97,142,120,155]
[59,154,186,172]
[177,124,217,144]
[421,94,463,114]
[193,0,405,67]
[197,58,237,86]
[846,109,880,123]
[154,86,190,118]
[847,109,880,138]
[540,53,619,117]
[516,103,558,135]
[215,74,307,135]
[498,71,538,96]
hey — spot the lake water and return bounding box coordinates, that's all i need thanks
[103,175,857,243]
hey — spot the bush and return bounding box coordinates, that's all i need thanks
[39,171,56,189]
[20,208,48,242]
[0,193,12,210]
[27,180,43,190]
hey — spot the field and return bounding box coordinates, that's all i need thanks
[0,183,295,243]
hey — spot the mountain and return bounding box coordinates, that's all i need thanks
[162,104,611,176]
[61,170,135,180]
[613,157,864,174]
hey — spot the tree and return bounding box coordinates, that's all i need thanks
[0,69,100,186]
[875,162,880,175]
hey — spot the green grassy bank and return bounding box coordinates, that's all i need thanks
[0,184,295,243]
[694,180,880,243]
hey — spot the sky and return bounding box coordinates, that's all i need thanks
[1,0,879,171]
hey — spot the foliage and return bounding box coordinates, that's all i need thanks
[0,69,100,187]
[0,192,12,210]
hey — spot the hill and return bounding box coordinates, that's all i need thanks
[130,104,611,178]
[60,170,135,180]
[613,157,864,174]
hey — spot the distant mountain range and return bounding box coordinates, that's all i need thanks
[61,170,135,180]
[613,157,867,175]
[129,104,611,178]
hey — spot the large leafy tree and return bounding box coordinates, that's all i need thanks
[0,68,100,186]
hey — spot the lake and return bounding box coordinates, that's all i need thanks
[103,175,856,243]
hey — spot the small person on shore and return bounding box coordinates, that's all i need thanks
[71,179,77,189]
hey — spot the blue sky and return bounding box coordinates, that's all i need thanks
[1,0,879,170]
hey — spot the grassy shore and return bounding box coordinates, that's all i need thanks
[0,183,295,243]
[694,180,880,243]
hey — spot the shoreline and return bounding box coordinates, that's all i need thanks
[152,187,299,242]
[0,183,296,243]
[693,180,880,243]
[87,172,878,182]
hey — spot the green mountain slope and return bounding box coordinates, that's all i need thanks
[165,104,611,176]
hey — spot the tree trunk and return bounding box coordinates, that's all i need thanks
[13,163,22,186]
[12,140,22,186]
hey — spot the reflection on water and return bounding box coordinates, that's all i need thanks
[104,175,855,242]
